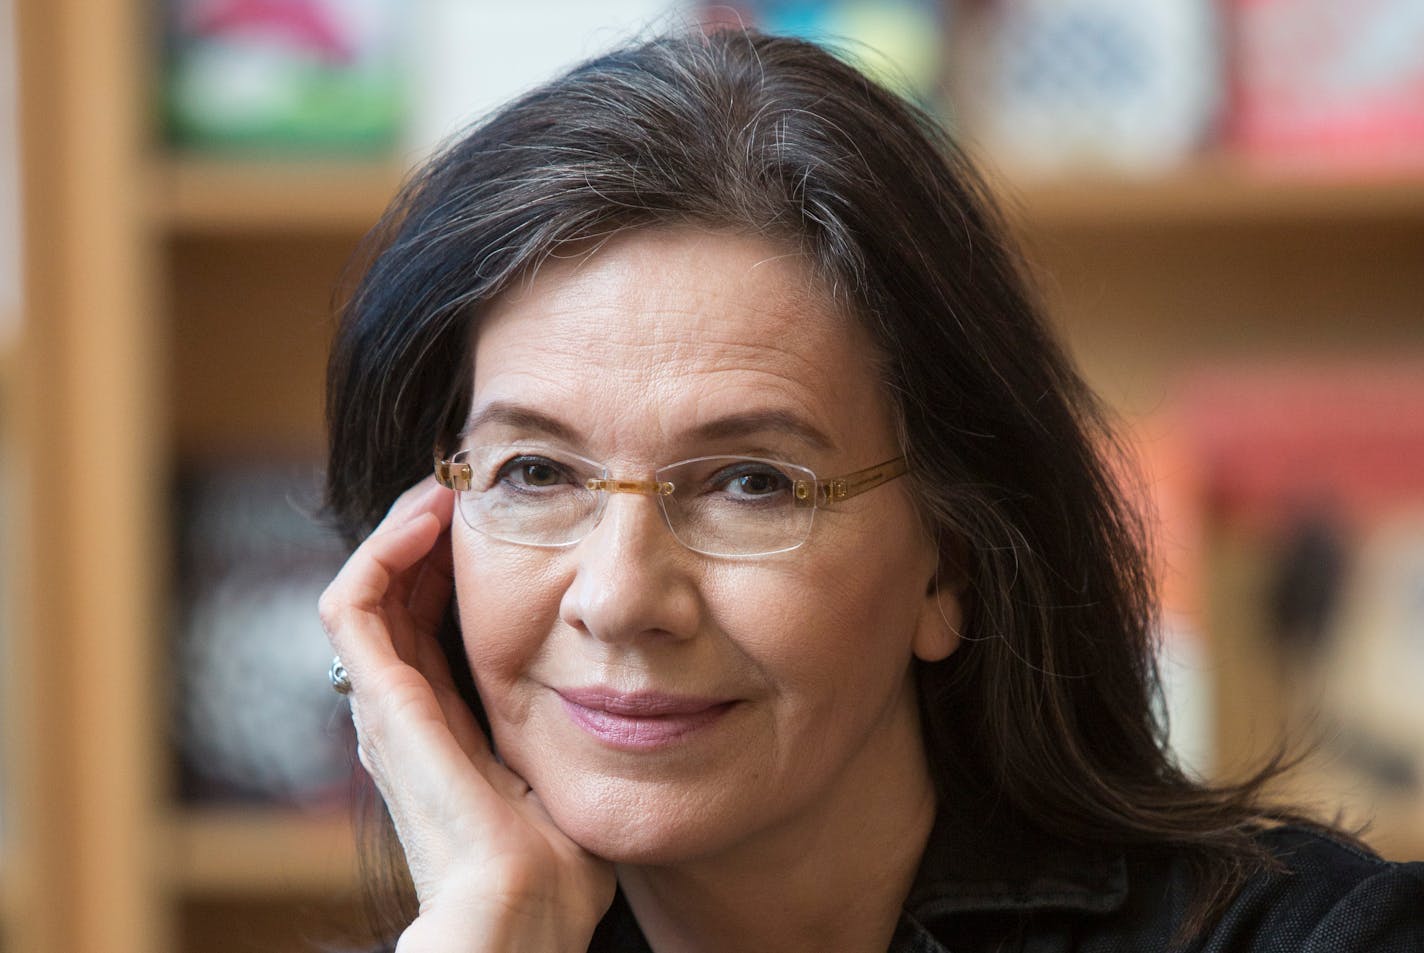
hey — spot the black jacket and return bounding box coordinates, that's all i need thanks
[590,807,1424,952]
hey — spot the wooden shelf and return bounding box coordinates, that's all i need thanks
[150,154,1424,235]
[167,807,360,895]
[997,157,1424,228]
[152,156,405,234]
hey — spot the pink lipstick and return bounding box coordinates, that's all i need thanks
[557,688,735,750]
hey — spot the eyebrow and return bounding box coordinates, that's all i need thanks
[688,409,834,452]
[461,402,579,443]
[462,401,835,453]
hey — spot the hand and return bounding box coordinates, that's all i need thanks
[319,477,616,953]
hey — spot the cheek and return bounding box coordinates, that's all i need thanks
[713,555,924,704]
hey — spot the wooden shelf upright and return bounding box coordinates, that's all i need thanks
[14,1,167,952]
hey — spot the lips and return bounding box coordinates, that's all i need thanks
[556,687,736,750]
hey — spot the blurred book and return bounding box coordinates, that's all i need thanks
[404,0,688,160]
[163,0,405,153]
[704,0,945,107]
[1171,362,1424,856]
[1226,0,1424,172]
[172,462,353,807]
[949,0,1220,176]
[1177,363,1424,531]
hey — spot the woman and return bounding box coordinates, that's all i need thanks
[320,29,1423,953]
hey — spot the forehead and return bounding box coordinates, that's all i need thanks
[468,228,892,456]
[483,229,841,357]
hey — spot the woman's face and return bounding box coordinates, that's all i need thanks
[453,228,960,866]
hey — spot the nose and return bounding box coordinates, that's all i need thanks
[558,490,702,645]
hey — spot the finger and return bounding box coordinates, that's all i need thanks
[324,486,453,754]
[378,478,449,606]
[400,607,486,758]
[342,479,449,613]
[398,620,524,798]
[376,475,444,533]
[414,636,480,741]
[407,529,455,635]
[354,692,480,822]
[357,663,519,816]
[319,510,444,683]
[350,638,522,813]
[387,499,455,664]
[430,678,495,768]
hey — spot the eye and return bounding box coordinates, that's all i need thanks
[495,455,578,491]
[710,461,793,500]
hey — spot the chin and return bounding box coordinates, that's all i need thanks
[534,771,755,868]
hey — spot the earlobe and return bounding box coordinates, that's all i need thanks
[913,578,962,662]
[912,533,967,662]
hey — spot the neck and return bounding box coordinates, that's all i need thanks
[615,685,937,953]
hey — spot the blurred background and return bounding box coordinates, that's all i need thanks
[3,0,1423,950]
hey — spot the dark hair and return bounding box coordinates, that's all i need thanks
[327,27,1295,949]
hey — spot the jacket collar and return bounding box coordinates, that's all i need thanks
[905,794,1129,922]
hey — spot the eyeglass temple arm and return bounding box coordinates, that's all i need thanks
[795,456,909,508]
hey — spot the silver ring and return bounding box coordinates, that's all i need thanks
[329,656,352,695]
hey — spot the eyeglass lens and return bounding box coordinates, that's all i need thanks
[450,446,818,557]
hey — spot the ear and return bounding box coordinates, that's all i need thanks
[912,535,966,663]
[913,580,962,663]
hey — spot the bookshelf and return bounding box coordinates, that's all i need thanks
[9,3,1424,952]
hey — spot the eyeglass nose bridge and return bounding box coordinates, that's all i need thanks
[577,476,680,552]
[585,477,675,496]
